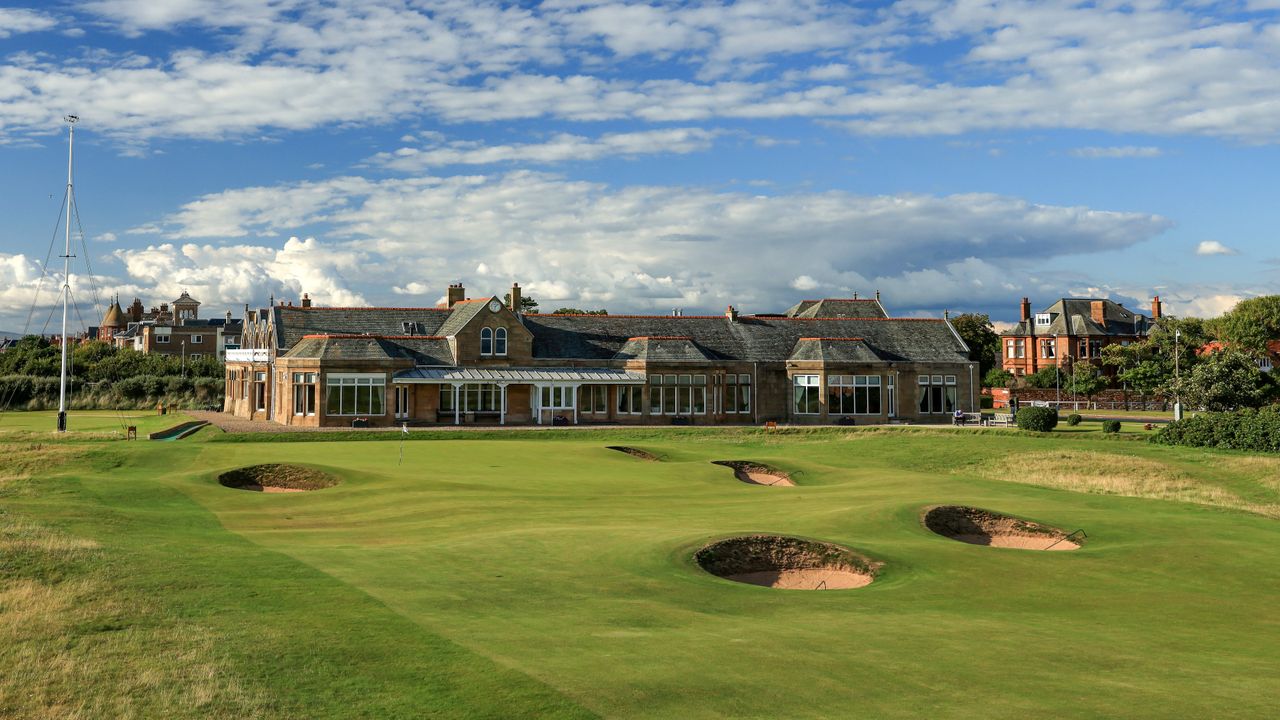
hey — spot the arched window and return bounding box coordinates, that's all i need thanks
[495,327,507,356]
[480,327,493,355]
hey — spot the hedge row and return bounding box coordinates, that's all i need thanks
[0,373,223,410]
[1152,406,1280,452]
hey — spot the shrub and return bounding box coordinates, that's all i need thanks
[1023,367,1060,389]
[1152,406,1280,452]
[1067,413,1082,426]
[983,368,1014,388]
[1102,420,1121,434]
[1015,406,1059,432]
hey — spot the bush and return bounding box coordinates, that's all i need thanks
[983,368,1013,388]
[1015,406,1059,432]
[1023,367,1060,389]
[1067,413,1082,426]
[1102,420,1121,434]
[1152,406,1280,452]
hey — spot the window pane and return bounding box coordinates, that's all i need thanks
[740,386,750,413]
[649,386,662,413]
[828,387,842,413]
[595,387,606,412]
[370,385,385,415]
[692,387,705,414]
[868,387,882,415]
[739,374,751,385]
[930,385,943,414]
[945,386,957,413]
[918,385,930,413]
[664,374,676,385]
[495,328,507,355]
[663,386,676,414]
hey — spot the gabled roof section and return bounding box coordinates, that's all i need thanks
[282,334,454,364]
[435,298,493,337]
[523,314,968,363]
[613,336,712,362]
[784,298,887,319]
[270,305,452,351]
[1008,298,1151,337]
[788,337,882,363]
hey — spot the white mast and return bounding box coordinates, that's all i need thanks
[57,114,78,433]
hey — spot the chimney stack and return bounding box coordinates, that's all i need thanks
[853,291,858,299]
[508,282,522,313]
[875,290,881,301]
[1090,300,1106,326]
[726,305,738,322]
[302,293,311,308]
[1151,295,1162,319]
[1020,297,1031,322]
[447,283,466,308]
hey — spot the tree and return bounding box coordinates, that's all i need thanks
[503,293,540,314]
[1023,366,1059,389]
[1063,364,1107,403]
[1173,348,1275,411]
[1211,295,1280,357]
[950,313,1001,380]
[983,368,1013,388]
[552,308,608,315]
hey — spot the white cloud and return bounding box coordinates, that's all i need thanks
[1195,240,1239,256]
[0,8,57,38]
[93,232,118,243]
[1071,146,1163,159]
[369,128,720,170]
[127,171,1171,317]
[0,1,1278,144]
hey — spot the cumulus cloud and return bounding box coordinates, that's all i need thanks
[1196,240,1239,256]
[1071,146,1163,159]
[0,8,57,38]
[123,171,1172,317]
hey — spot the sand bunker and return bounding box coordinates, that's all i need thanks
[218,464,339,493]
[923,505,1080,551]
[712,460,794,487]
[695,535,880,590]
[606,446,661,461]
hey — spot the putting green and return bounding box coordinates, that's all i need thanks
[3,426,1278,718]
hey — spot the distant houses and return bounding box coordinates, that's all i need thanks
[97,291,242,362]
[999,296,1162,377]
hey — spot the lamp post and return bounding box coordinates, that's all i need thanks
[181,339,186,378]
[1174,330,1182,421]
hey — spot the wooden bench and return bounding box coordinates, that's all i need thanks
[990,413,1014,427]
[764,421,778,431]
[955,412,982,426]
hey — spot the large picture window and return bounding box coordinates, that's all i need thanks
[648,374,705,415]
[725,373,751,414]
[579,385,608,414]
[617,385,643,414]
[441,384,503,412]
[917,374,957,414]
[540,386,575,409]
[793,375,821,415]
[828,375,881,415]
[326,373,386,416]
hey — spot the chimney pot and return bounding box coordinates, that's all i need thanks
[302,293,311,308]
[726,305,738,322]
[447,283,466,308]
[1151,295,1162,319]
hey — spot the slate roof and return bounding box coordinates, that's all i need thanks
[788,337,883,363]
[613,336,712,362]
[395,367,646,383]
[434,298,493,337]
[522,315,968,363]
[1009,298,1152,337]
[784,298,887,319]
[282,335,454,364]
[271,306,453,350]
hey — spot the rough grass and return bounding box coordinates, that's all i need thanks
[972,450,1280,518]
[0,517,267,720]
[0,442,90,484]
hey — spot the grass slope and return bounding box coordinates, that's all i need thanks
[3,422,1279,718]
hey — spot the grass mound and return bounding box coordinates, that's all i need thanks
[605,446,660,461]
[923,505,1079,551]
[694,535,880,589]
[217,464,338,493]
[711,460,794,486]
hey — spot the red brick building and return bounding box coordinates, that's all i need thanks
[1000,296,1161,376]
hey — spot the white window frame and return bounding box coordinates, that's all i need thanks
[1040,338,1056,359]
[325,372,387,416]
[793,374,821,415]
[828,374,882,415]
[190,334,203,344]
[724,373,751,414]
[617,385,643,414]
[480,327,493,356]
[156,334,170,344]
[540,385,575,410]
[1035,313,1051,327]
[495,327,507,356]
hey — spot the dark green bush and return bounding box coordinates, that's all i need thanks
[1015,406,1059,432]
[1102,420,1121,434]
[1152,406,1280,452]
[1067,413,1082,426]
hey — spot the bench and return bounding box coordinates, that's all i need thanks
[764,421,778,431]
[953,412,982,426]
[990,413,1014,427]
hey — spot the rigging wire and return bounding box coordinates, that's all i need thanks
[71,192,104,315]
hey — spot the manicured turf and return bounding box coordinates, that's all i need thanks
[3,422,1278,718]
[0,409,194,437]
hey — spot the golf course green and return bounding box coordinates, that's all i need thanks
[3,414,1278,718]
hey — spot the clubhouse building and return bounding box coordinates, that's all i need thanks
[224,284,978,427]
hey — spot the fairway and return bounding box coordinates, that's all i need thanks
[3,425,1279,718]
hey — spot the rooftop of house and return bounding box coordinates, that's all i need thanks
[1007,298,1154,337]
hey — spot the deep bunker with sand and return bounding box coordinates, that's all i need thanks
[606,446,661,461]
[923,505,1081,550]
[218,464,340,493]
[694,534,881,589]
[711,460,794,486]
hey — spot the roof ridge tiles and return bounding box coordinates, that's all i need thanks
[799,336,866,341]
[750,316,942,322]
[285,306,452,312]
[629,335,694,340]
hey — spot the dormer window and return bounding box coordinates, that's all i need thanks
[480,327,493,355]
[495,327,507,356]
[402,321,414,335]
[1035,313,1051,327]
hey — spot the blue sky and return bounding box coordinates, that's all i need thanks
[1,0,1277,333]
